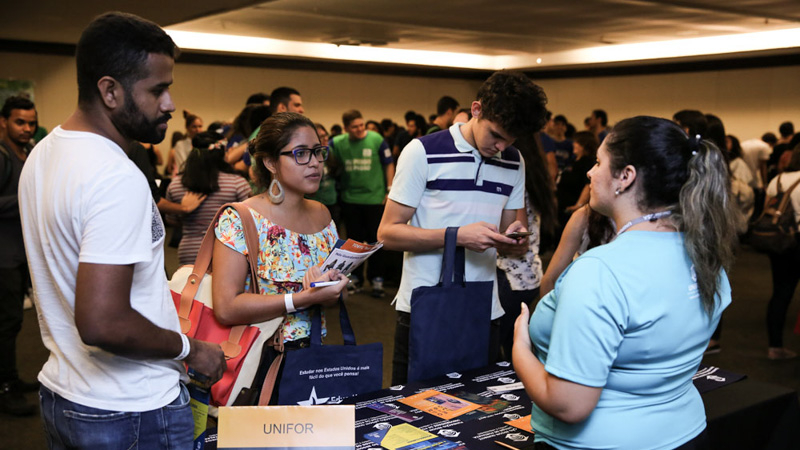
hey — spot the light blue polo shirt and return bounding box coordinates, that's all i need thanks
[389,123,525,319]
[529,231,731,449]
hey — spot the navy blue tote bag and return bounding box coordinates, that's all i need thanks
[408,227,494,382]
[277,298,383,405]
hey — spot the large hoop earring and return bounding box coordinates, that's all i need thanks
[268,178,284,204]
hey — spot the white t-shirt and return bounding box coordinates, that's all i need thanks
[766,170,800,231]
[389,123,525,320]
[19,126,183,412]
[172,137,192,176]
[740,139,772,188]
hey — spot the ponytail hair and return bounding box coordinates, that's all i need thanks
[606,116,737,316]
[672,139,738,316]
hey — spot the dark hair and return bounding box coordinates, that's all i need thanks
[246,92,269,105]
[76,12,177,105]
[404,110,417,122]
[572,131,599,160]
[779,121,794,138]
[380,119,395,132]
[762,132,778,146]
[513,133,557,241]
[230,104,256,139]
[342,109,362,127]
[565,123,576,139]
[366,120,384,135]
[330,124,343,136]
[250,112,316,189]
[170,131,184,148]
[727,135,742,159]
[408,114,427,138]
[787,143,800,172]
[672,110,707,138]
[207,121,225,137]
[704,114,727,154]
[606,116,737,316]
[1,96,35,118]
[246,105,272,137]
[183,110,201,130]
[476,70,548,139]
[269,87,300,113]
[436,96,459,116]
[553,114,568,126]
[181,131,236,195]
[592,109,608,127]
[587,208,616,250]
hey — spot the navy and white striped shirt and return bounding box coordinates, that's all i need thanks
[389,123,525,319]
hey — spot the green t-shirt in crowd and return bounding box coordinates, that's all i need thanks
[331,130,392,205]
[307,165,337,206]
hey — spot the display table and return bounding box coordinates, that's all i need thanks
[347,363,800,450]
[704,378,800,449]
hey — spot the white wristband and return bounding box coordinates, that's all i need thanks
[174,333,191,361]
[284,293,296,313]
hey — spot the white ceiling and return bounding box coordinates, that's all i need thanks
[2,0,799,70]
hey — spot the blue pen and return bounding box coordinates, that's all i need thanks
[310,280,340,288]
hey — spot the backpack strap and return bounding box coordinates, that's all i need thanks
[771,176,800,225]
[177,202,260,333]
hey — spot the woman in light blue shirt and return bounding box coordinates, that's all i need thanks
[514,116,737,449]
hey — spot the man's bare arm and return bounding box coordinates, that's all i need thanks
[74,262,225,381]
[377,199,518,253]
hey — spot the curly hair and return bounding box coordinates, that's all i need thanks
[476,70,548,139]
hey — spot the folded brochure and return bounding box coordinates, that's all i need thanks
[320,238,382,276]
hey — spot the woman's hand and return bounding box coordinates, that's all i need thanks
[300,266,349,307]
[513,303,533,354]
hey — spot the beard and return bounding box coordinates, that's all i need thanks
[8,132,31,148]
[111,90,171,144]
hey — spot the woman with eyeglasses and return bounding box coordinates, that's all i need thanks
[513,116,736,449]
[211,113,348,403]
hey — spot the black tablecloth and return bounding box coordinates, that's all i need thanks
[347,363,800,450]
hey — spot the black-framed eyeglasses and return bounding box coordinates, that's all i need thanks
[279,145,329,165]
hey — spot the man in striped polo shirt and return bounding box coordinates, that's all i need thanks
[378,71,549,384]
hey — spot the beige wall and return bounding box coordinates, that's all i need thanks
[2,50,798,155]
[537,65,800,142]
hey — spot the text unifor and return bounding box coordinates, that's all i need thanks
[263,423,314,434]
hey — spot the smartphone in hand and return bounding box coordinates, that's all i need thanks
[505,231,533,239]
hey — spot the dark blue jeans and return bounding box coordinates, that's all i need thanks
[39,384,193,449]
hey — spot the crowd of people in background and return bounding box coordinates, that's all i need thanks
[107,85,800,373]
[4,10,800,450]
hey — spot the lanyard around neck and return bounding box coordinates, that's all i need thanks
[617,210,673,235]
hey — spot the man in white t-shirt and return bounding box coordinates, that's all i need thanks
[18,12,225,448]
[741,135,775,190]
[377,71,548,384]
[741,134,777,219]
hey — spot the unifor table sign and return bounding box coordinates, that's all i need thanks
[217,405,355,449]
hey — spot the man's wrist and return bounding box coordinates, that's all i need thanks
[174,333,191,361]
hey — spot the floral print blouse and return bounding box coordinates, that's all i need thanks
[497,193,543,291]
[214,206,338,342]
